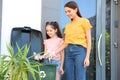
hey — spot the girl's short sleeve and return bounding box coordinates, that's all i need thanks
[60,38,64,44]
[59,38,64,46]
[44,40,48,50]
[44,40,47,45]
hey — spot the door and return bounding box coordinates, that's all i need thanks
[94,0,117,80]
[61,0,117,80]
[94,0,118,80]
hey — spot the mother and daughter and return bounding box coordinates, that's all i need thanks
[35,1,92,80]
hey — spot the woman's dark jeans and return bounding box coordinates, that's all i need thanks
[64,44,87,80]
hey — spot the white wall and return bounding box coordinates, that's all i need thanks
[0,0,42,55]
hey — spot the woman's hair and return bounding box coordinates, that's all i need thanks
[45,21,62,39]
[64,1,82,17]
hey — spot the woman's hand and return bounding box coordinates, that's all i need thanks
[84,57,90,67]
[59,67,64,75]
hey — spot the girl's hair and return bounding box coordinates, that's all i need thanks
[45,21,62,39]
[64,1,82,17]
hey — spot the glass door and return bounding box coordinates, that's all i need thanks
[106,0,111,80]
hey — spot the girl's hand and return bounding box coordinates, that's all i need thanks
[59,68,64,75]
[34,52,40,60]
[34,52,44,60]
[44,50,55,59]
[84,57,90,67]
[39,55,44,60]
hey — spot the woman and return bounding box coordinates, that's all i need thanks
[55,1,92,80]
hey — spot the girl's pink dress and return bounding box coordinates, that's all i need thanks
[44,38,64,60]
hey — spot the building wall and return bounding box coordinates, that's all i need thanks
[41,0,60,39]
[117,2,120,80]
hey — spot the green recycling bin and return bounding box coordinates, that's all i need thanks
[28,64,57,80]
[40,64,57,80]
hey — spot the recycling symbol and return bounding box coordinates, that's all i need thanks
[40,71,46,78]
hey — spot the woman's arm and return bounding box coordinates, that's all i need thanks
[86,29,91,59]
[55,42,68,54]
[84,29,91,67]
[59,50,64,74]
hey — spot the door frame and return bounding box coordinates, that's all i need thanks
[96,0,106,80]
[0,0,2,56]
[111,0,118,80]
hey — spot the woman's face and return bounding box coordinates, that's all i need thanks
[64,7,77,19]
[46,25,57,38]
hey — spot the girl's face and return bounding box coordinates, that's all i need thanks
[64,7,77,19]
[46,25,57,38]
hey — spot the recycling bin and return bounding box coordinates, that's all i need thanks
[28,64,57,80]
[40,64,57,80]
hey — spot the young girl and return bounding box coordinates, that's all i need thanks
[43,21,64,80]
[54,1,92,80]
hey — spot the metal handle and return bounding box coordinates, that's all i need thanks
[21,26,31,32]
[23,26,31,31]
[98,34,102,66]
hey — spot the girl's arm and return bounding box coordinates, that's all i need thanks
[84,29,91,67]
[42,44,48,58]
[34,44,47,60]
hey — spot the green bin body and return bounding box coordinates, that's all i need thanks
[28,64,57,80]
